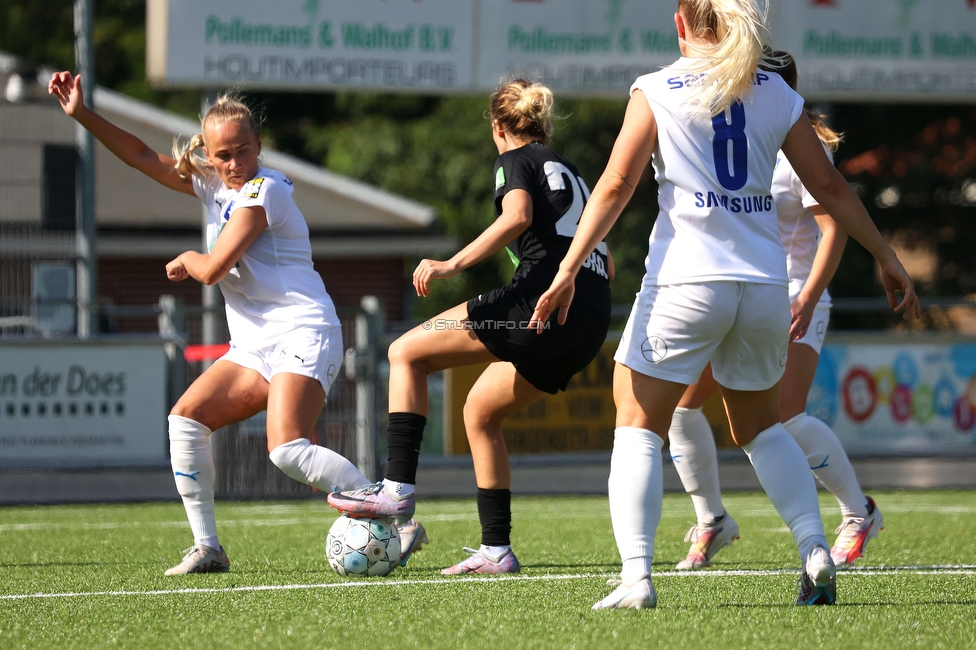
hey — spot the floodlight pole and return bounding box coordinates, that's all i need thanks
[74,0,97,339]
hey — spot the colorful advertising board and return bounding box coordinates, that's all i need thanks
[808,336,976,455]
[444,335,976,456]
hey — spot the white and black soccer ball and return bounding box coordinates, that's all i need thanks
[326,515,401,577]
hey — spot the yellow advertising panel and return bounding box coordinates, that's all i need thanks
[444,340,734,455]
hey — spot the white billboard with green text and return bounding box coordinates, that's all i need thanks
[148,0,976,101]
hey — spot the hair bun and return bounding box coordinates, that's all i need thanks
[515,86,553,122]
[489,80,555,143]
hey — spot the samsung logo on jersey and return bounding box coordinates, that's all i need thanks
[694,191,773,213]
[667,71,770,90]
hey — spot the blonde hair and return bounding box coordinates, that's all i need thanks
[759,50,844,152]
[173,94,260,179]
[678,0,773,116]
[807,110,843,153]
[489,79,555,144]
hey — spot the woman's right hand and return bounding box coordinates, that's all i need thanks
[166,255,189,282]
[412,258,458,297]
[530,268,577,333]
[48,72,85,118]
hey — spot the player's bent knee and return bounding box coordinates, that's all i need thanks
[387,336,431,371]
[268,438,311,482]
[462,401,503,435]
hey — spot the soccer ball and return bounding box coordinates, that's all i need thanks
[326,515,401,577]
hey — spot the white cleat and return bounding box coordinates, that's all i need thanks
[164,544,230,576]
[797,546,836,605]
[592,576,657,610]
[397,519,429,567]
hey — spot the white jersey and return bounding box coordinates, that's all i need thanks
[192,167,339,345]
[771,146,834,305]
[631,58,805,286]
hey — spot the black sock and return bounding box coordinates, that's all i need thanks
[384,412,426,484]
[477,488,512,547]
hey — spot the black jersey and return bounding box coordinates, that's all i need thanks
[493,142,611,312]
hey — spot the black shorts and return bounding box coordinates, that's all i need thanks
[466,284,610,394]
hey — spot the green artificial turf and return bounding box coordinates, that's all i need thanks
[1,491,974,649]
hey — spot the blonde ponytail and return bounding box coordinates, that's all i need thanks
[808,110,843,152]
[489,79,555,144]
[173,133,209,179]
[172,94,260,179]
[678,0,771,116]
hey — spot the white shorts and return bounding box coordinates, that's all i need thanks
[220,325,343,398]
[614,281,790,391]
[792,302,830,355]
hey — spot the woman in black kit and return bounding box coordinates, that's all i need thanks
[329,79,612,574]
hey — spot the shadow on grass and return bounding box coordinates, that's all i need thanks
[521,562,621,572]
[716,600,976,608]
[0,561,127,569]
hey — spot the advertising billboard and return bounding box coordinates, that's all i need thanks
[0,341,169,467]
[148,0,976,101]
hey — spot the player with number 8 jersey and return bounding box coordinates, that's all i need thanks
[636,63,796,288]
[328,80,612,574]
[531,0,918,609]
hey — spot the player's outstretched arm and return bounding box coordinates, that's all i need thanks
[782,118,920,320]
[412,189,533,297]
[48,71,193,196]
[531,91,657,330]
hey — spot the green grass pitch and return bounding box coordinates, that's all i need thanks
[1,490,975,649]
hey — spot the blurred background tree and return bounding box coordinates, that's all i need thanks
[4,0,973,324]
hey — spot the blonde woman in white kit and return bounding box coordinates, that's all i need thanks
[532,0,918,609]
[48,71,426,575]
[668,51,884,574]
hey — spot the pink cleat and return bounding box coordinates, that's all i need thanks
[676,515,740,570]
[831,496,884,568]
[441,547,521,575]
[327,482,415,522]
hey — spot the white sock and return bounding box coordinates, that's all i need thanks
[742,424,826,563]
[668,407,725,525]
[608,427,663,583]
[799,534,830,563]
[480,544,511,562]
[382,479,414,498]
[269,438,371,492]
[169,415,219,549]
[784,413,869,519]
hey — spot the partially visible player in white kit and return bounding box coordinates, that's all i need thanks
[532,0,918,609]
[46,72,418,575]
[669,51,884,573]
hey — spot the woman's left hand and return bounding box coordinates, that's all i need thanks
[789,296,816,341]
[413,258,458,297]
[879,256,921,319]
[166,256,189,282]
